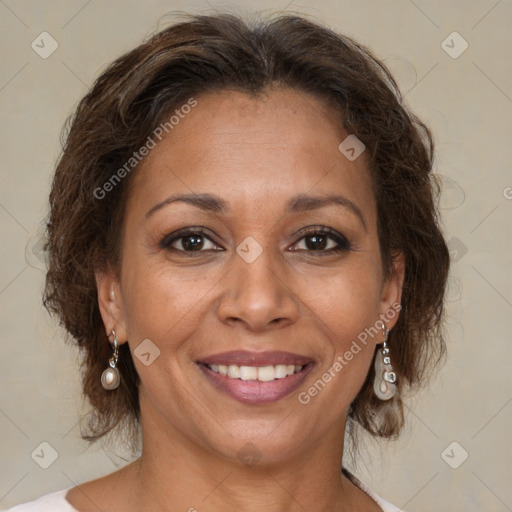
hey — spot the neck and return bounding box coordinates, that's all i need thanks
[118,396,372,512]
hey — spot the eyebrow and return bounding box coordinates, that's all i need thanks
[145,192,367,230]
[145,193,227,219]
[287,193,367,231]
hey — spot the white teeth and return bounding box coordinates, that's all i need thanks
[240,366,258,381]
[206,363,304,381]
[274,365,288,378]
[257,365,276,382]
[227,365,240,378]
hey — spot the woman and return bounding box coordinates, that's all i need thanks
[8,13,449,512]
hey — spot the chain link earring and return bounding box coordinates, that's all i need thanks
[101,330,120,390]
[373,324,397,400]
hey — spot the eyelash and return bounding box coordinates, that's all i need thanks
[159,226,352,255]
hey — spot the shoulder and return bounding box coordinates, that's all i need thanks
[368,492,405,512]
[9,460,141,512]
[3,489,77,512]
[343,468,406,512]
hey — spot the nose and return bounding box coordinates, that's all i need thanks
[215,247,300,332]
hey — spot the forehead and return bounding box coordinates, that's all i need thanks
[127,87,375,223]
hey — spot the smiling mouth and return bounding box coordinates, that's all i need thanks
[204,363,306,382]
[197,361,314,405]
[196,350,315,404]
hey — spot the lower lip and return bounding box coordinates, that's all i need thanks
[197,363,314,405]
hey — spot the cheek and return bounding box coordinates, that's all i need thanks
[119,263,212,394]
[119,253,216,347]
[330,269,382,365]
[294,257,382,393]
[296,256,383,338]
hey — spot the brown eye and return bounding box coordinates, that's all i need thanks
[178,234,207,251]
[160,228,222,252]
[304,234,330,251]
[291,228,351,253]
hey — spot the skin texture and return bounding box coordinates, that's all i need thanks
[67,87,404,512]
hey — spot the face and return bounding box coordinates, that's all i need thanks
[97,87,403,464]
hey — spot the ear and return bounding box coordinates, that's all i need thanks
[95,268,129,343]
[378,252,405,332]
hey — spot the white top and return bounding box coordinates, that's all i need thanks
[4,472,404,511]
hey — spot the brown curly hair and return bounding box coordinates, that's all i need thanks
[43,13,449,453]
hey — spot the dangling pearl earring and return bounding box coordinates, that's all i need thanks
[373,324,397,400]
[101,330,120,390]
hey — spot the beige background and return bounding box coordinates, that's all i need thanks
[1,0,511,510]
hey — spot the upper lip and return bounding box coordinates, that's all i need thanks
[197,350,314,367]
